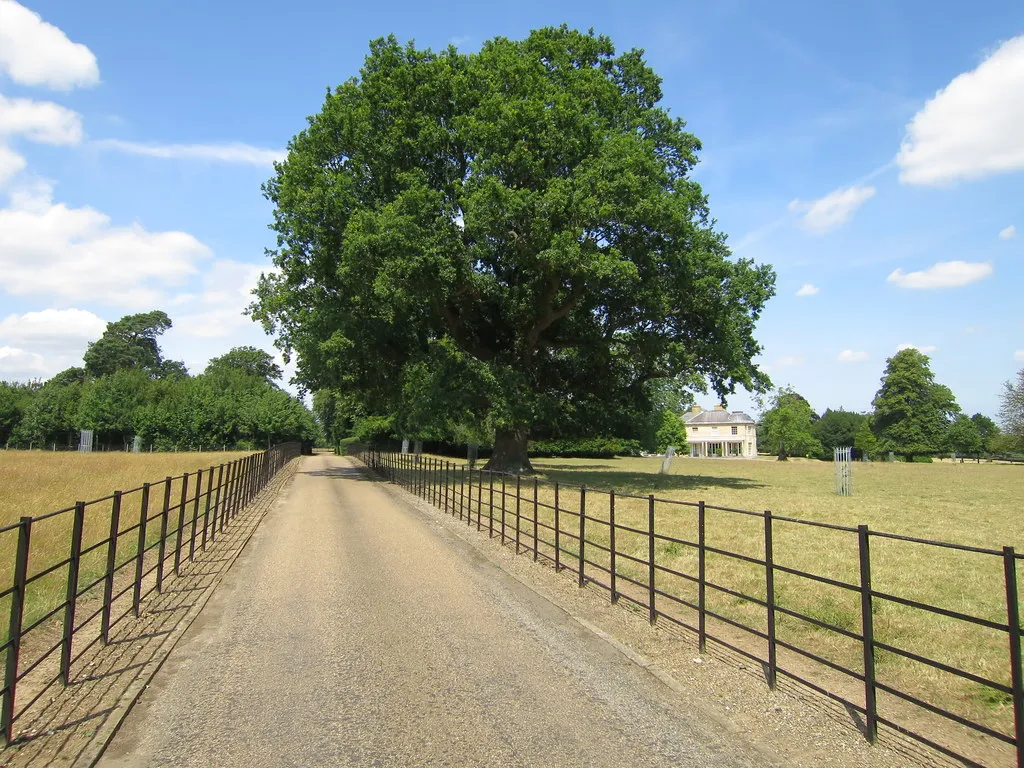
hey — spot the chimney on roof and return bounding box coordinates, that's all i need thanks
[714,404,726,411]
[690,404,702,415]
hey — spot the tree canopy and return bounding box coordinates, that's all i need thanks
[813,408,867,457]
[871,349,959,460]
[205,346,283,383]
[252,27,775,472]
[83,311,176,378]
[999,368,1024,451]
[759,387,822,460]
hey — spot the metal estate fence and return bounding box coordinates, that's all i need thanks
[0,441,301,742]
[360,449,1024,768]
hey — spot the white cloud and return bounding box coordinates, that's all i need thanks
[1016,350,1024,362]
[0,181,212,307]
[887,260,993,289]
[0,94,82,144]
[795,283,819,296]
[173,261,265,339]
[788,185,876,234]
[837,349,869,363]
[897,343,938,354]
[0,308,106,351]
[897,36,1024,185]
[0,1,99,90]
[1000,225,1017,240]
[765,355,805,372]
[0,143,25,186]
[0,345,46,377]
[94,139,285,166]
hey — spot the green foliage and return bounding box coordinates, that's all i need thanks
[205,346,283,383]
[813,409,867,457]
[83,311,173,378]
[759,387,822,459]
[0,381,39,444]
[10,370,83,446]
[653,409,688,453]
[947,415,983,457]
[969,413,1000,451]
[251,28,775,469]
[529,437,641,459]
[871,349,960,460]
[854,420,878,459]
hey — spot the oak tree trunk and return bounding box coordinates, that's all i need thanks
[484,426,534,474]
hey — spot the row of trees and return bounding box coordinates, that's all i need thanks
[759,349,1015,461]
[0,312,317,451]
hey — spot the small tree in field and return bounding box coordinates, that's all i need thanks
[947,414,983,458]
[871,349,959,461]
[999,368,1024,449]
[251,28,776,473]
[759,388,821,460]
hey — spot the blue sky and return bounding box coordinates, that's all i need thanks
[0,0,1021,420]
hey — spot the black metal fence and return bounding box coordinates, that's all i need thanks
[0,441,301,742]
[360,449,1024,768]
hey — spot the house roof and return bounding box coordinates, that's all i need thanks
[682,409,757,425]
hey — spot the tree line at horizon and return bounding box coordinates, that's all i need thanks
[0,311,317,451]
[758,347,1023,461]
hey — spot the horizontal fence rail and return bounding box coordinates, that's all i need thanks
[0,442,302,743]
[359,449,1024,768]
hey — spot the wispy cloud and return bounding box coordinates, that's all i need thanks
[789,185,876,234]
[887,260,993,289]
[94,139,285,166]
[1000,225,1017,240]
[1016,350,1024,362]
[837,349,869,363]
[796,283,819,296]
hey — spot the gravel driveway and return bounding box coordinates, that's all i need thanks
[97,454,780,767]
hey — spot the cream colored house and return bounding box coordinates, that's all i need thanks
[682,404,758,458]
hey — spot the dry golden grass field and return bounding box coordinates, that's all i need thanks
[0,449,253,631]
[403,452,1023,763]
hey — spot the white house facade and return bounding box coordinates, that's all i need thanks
[682,404,758,458]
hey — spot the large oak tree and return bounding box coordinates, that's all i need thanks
[252,28,775,472]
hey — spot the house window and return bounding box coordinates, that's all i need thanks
[731,426,738,435]
[692,427,698,432]
[711,427,719,434]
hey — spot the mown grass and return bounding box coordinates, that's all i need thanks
[395,453,1023,759]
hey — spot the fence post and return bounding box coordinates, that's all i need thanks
[211,464,224,539]
[459,466,465,522]
[204,466,217,549]
[477,469,483,532]
[858,524,878,743]
[444,461,450,514]
[648,494,656,625]
[609,490,617,604]
[488,473,495,539]
[1003,547,1024,768]
[554,482,561,572]
[189,469,202,562]
[579,487,586,588]
[174,473,189,576]
[500,475,507,544]
[533,477,539,562]
[764,509,777,690]
[2,516,32,742]
[515,475,522,555]
[60,502,86,684]
[101,491,122,643]
[133,483,151,617]
[698,500,707,653]
[156,477,172,592]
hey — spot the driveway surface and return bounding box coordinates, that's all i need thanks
[99,454,773,767]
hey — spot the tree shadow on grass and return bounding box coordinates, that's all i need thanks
[531,464,767,496]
